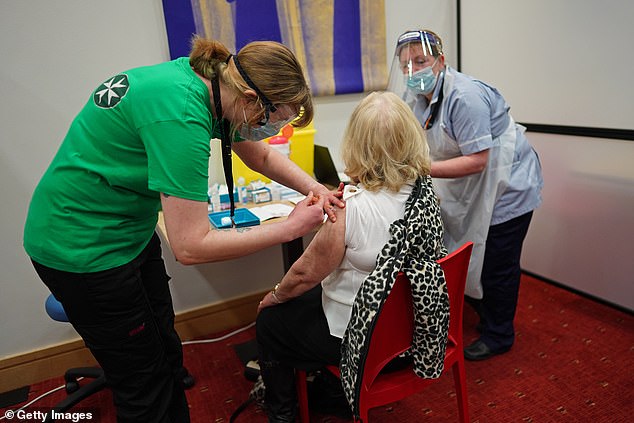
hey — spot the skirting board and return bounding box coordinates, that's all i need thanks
[0,289,267,393]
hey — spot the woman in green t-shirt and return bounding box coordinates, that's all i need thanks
[24,36,343,422]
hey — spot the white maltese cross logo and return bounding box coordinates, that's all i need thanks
[94,74,129,108]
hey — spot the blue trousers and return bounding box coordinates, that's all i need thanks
[467,211,533,352]
[32,233,189,423]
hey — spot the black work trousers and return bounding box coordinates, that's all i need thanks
[32,232,190,423]
[467,211,533,352]
[256,285,342,421]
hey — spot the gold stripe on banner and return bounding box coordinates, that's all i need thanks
[192,0,236,54]
[276,0,311,89]
[360,0,387,91]
[300,0,335,96]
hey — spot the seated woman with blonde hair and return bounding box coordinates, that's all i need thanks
[256,91,449,422]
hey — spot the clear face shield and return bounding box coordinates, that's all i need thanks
[387,30,443,101]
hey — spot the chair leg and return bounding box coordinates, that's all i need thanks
[295,370,310,423]
[43,369,107,422]
[63,367,104,393]
[452,359,470,423]
[357,406,368,423]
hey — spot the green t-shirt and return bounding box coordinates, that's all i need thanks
[24,57,224,272]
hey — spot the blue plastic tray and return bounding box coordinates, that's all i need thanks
[209,208,260,229]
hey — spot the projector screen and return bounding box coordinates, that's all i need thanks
[460,0,633,132]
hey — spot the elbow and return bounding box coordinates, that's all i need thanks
[173,249,200,266]
[168,230,217,265]
[172,243,234,265]
[172,245,209,266]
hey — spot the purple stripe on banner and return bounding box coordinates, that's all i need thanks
[162,0,197,59]
[232,0,282,50]
[333,0,363,94]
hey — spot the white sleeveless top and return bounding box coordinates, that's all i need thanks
[321,182,413,338]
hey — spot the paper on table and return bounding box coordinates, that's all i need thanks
[249,203,295,222]
[286,195,306,205]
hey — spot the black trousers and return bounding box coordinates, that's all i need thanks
[32,233,190,423]
[467,211,533,352]
[256,285,342,420]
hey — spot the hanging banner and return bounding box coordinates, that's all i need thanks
[162,0,387,96]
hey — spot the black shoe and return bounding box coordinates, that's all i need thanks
[307,370,352,419]
[464,340,508,361]
[258,359,297,423]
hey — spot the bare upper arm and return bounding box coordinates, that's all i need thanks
[309,206,346,268]
[160,193,210,261]
[286,206,346,284]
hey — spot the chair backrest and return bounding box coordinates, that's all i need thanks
[361,272,415,389]
[437,242,473,350]
[361,242,474,390]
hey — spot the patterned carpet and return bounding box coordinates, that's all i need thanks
[2,274,633,422]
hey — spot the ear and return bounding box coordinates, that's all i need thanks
[243,89,258,100]
[437,54,446,68]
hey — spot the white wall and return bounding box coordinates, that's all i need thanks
[0,0,455,360]
[523,134,634,309]
[0,0,172,359]
[461,1,634,310]
[460,0,634,130]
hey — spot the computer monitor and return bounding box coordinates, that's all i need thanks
[313,145,344,188]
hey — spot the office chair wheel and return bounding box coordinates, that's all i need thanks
[65,380,80,394]
[182,373,195,389]
[177,366,195,390]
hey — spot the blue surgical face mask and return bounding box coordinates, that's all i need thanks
[239,120,286,141]
[405,61,437,95]
[239,107,295,141]
[239,104,298,141]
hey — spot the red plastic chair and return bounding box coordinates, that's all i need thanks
[296,242,473,422]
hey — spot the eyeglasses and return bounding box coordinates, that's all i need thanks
[256,102,278,126]
[258,103,298,127]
